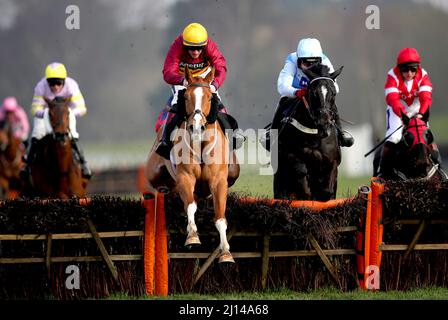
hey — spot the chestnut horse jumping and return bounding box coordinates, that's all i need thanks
[0,115,25,198]
[146,66,239,263]
[25,97,87,198]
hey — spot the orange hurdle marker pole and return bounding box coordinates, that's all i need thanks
[363,188,372,290]
[143,192,156,296]
[370,178,385,273]
[155,192,168,296]
[355,185,371,290]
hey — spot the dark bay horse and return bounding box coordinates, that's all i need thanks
[273,64,343,200]
[146,66,239,263]
[373,114,447,181]
[26,97,87,198]
[0,115,25,198]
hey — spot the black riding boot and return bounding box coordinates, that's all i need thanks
[378,141,395,178]
[334,112,354,147]
[261,97,289,152]
[72,138,92,179]
[216,112,245,150]
[20,138,39,180]
[211,94,245,150]
[156,113,179,160]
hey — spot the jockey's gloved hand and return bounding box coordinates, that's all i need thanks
[295,88,307,99]
[182,78,188,87]
[210,84,217,93]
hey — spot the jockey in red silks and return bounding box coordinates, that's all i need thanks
[155,22,244,160]
[0,96,30,145]
[379,47,442,176]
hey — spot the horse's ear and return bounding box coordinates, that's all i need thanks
[330,66,343,80]
[44,97,52,105]
[184,65,193,84]
[204,67,215,84]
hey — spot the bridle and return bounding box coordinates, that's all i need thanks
[180,82,218,161]
[184,82,212,126]
[49,103,71,144]
[280,76,336,137]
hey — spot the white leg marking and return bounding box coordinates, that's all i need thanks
[187,202,198,234]
[215,218,229,252]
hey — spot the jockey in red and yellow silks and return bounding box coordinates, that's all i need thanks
[155,22,243,160]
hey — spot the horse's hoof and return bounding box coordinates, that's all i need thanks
[185,235,201,246]
[218,252,235,263]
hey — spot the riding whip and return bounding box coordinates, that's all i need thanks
[364,125,403,157]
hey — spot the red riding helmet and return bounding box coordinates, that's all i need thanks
[397,47,421,66]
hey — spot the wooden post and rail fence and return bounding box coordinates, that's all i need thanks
[1,177,448,296]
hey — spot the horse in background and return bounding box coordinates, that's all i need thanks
[0,115,25,198]
[373,113,447,181]
[24,97,87,198]
[146,66,239,263]
[273,64,343,200]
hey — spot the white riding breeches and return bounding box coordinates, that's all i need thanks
[385,99,421,144]
[170,85,222,107]
[31,108,79,140]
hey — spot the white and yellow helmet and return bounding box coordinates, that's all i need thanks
[182,23,208,47]
[45,62,67,79]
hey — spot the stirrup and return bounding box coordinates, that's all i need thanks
[233,132,246,150]
[259,131,270,152]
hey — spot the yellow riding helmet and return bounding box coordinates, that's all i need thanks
[182,23,208,47]
[45,62,68,79]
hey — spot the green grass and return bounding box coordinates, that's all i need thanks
[106,287,448,300]
[429,114,448,144]
[231,165,370,199]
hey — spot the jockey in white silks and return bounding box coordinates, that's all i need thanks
[262,38,354,151]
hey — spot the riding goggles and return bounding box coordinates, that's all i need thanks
[399,66,418,73]
[185,46,205,51]
[47,78,65,87]
[298,57,321,67]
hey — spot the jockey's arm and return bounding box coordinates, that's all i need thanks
[16,107,30,138]
[70,90,87,117]
[385,75,406,116]
[205,39,227,89]
[277,54,297,97]
[418,71,433,115]
[31,83,46,118]
[162,36,185,86]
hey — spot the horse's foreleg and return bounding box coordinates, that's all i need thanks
[211,176,234,263]
[177,173,201,246]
